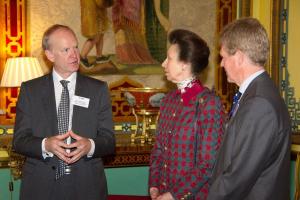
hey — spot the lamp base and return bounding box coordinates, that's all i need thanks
[0,109,5,115]
[130,110,158,144]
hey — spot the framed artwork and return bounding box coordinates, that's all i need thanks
[28,0,170,76]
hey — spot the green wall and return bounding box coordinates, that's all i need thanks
[0,164,296,199]
[106,166,149,195]
[0,166,149,200]
[291,161,296,200]
[0,168,20,200]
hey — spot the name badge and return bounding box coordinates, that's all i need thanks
[72,95,90,108]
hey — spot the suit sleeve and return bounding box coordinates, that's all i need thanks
[92,83,115,157]
[170,95,225,199]
[13,83,44,159]
[207,97,277,200]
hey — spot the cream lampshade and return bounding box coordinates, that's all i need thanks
[0,57,44,87]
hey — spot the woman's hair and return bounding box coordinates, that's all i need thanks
[168,29,210,74]
[220,17,269,66]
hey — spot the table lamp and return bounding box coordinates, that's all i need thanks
[1,57,44,87]
[0,57,44,116]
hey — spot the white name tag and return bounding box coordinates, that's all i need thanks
[72,95,90,108]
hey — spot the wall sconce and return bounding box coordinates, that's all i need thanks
[0,57,44,116]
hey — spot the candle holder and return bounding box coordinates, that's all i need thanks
[121,88,167,144]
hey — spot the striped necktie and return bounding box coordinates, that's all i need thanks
[56,80,70,179]
[229,91,242,119]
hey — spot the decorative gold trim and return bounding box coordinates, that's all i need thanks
[103,134,153,167]
[120,87,167,93]
[269,0,281,88]
[215,0,237,112]
[0,0,27,125]
[109,76,144,89]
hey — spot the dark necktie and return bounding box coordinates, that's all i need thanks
[56,80,70,179]
[229,91,242,119]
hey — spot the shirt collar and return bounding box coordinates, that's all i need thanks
[52,69,77,84]
[239,70,264,94]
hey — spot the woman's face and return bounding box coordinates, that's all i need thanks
[162,44,185,83]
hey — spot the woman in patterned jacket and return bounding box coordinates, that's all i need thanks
[149,29,225,200]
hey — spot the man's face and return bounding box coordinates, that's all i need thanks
[45,29,80,78]
[220,45,241,85]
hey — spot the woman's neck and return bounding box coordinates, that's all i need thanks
[176,76,196,92]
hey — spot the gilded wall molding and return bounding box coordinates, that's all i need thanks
[0,0,26,125]
[215,0,237,111]
[279,0,300,133]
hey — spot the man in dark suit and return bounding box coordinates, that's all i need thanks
[13,24,115,200]
[207,17,291,200]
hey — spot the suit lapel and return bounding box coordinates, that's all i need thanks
[41,73,59,135]
[227,72,267,124]
[239,72,268,106]
[72,74,89,132]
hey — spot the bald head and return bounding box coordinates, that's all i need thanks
[42,24,77,51]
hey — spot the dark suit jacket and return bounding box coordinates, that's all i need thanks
[13,73,115,200]
[207,72,291,200]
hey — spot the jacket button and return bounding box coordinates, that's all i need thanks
[199,97,204,104]
[51,166,56,170]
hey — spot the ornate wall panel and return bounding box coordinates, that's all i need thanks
[215,0,237,111]
[109,76,143,123]
[0,1,5,116]
[0,0,26,125]
[279,0,300,133]
[270,0,281,87]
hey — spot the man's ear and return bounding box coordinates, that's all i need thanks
[236,50,245,65]
[45,50,55,62]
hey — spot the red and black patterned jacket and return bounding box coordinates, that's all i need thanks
[149,80,225,200]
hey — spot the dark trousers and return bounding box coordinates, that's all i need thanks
[50,174,76,200]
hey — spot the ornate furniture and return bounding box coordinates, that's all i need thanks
[122,87,166,144]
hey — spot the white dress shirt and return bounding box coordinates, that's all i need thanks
[42,69,95,158]
[238,70,265,98]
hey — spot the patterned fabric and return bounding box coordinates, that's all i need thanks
[149,80,225,200]
[56,80,70,179]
